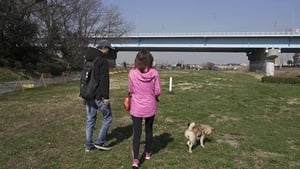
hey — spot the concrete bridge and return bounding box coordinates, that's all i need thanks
[89,32,300,75]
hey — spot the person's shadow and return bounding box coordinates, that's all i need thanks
[139,132,174,166]
[107,124,133,146]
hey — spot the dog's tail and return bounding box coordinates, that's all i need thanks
[187,122,195,131]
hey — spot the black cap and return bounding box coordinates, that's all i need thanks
[97,41,114,50]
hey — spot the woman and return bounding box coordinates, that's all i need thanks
[128,49,161,169]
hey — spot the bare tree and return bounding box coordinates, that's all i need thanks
[72,0,132,65]
[1,0,132,69]
[293,53,300,66]
[33,0,132,66]
[68,1,132,65]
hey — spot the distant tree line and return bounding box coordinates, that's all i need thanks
[0,0,131,75]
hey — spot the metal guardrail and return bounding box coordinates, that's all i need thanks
[92,31,300,38]
[126,32,300,37]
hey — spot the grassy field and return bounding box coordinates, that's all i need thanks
[0,70,299,169]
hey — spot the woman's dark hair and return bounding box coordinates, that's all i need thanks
[135,49,153,73]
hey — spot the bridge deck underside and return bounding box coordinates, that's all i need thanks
[90,36,300,53]
[112,46,300,53]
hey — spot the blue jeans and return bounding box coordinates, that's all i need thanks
[85,99,113,149]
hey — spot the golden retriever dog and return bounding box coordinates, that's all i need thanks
[184,122,214,153]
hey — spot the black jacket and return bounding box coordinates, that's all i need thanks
[85,48,109,106]
[93,54,109,100]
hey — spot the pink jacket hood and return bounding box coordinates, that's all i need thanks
[133,68,157,82]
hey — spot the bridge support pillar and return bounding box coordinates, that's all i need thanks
[247,49,279,75]
[247,50,266,72]
[265,48,279,76]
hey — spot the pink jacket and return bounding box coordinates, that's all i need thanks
[128,68,161,118]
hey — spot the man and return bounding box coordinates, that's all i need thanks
[84,41,114,152]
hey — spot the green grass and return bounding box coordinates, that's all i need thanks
[0,70,299,169]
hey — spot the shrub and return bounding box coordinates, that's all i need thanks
[0,58,9,67]
[36,63,67,76]
[261,76,300,84]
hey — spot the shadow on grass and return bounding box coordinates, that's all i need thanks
[140,132,174,166]
[107,124,133,146]
[189,137,213,153]
[204,137,213,145]
[152,132,174,154]
[196,137,213,146]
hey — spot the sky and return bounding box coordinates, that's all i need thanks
[104,0,300,65]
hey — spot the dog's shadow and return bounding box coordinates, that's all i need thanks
[194,137,213,148]
[204,137,213,144]
[107,124,133,146]
[139,132,174,165]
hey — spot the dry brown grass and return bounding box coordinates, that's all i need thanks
[275,68,300,77]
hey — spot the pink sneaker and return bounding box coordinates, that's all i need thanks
[145,152,152,160]
[132,159,139,168]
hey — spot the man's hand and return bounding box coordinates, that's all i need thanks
[103,99,110,105]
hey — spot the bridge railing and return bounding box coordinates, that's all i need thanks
[91,31,300,38]
[123,32,300,37]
